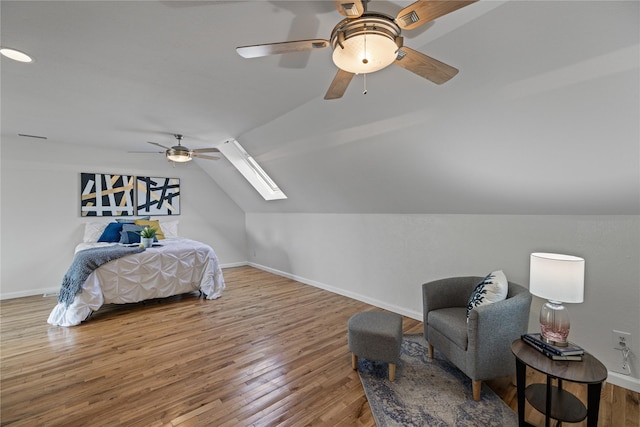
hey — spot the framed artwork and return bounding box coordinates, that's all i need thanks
[80,173,135,217]
[136,176,180,216]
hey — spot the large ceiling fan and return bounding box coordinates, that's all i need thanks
[146,134,220,163]
[236,0,477,99]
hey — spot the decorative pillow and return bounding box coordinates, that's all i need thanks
[120,224,157,244]
[134,219,165,240]
[466,270,509,320]
[115,216,150,223]
[119,230,141,244]
[97,222,124,243]
[120,224,142,244]
[160,220,179,239]
[83,222,108,243]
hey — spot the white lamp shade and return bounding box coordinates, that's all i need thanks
[529,253,585,303]
[332,33,398,74]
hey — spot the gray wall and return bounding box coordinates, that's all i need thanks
[0,136,247,299]
[246,212,640,391]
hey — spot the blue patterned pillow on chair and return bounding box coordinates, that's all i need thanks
[466,270,508,319]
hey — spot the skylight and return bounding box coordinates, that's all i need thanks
[218,139,287,201]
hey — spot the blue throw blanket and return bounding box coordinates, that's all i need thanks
[58,245,145,306]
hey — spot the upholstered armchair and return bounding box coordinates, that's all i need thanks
[423,276,532,401]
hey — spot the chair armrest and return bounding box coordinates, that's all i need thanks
[422,277,480,326]
[467,283,532,371]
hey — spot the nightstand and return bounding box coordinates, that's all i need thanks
[511,338,607,427]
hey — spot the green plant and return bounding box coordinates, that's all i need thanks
[139,226,157,239]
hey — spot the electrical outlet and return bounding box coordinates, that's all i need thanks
[612,330,632,350]
[611,330,632,375]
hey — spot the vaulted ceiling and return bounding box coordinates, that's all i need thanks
[2,1,638,214]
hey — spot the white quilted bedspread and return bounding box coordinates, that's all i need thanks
[48,238,225,326]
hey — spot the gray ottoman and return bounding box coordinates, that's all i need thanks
[347,311,403,381]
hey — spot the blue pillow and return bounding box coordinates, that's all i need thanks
[120,230,140,244]
[119,224,142,244]
[116,216,150,223]
[115,219,135,224]
[98,222,123,242]
[119,224,157,244]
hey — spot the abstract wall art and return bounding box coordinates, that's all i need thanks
[80,173,135,217]
[136,176,180,216]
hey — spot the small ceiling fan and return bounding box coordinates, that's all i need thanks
[236,0,477,99]
[146,134,220,163]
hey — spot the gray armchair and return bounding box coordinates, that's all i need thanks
[423,276,532,401]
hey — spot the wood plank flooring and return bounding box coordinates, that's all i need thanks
[1,266,638,426]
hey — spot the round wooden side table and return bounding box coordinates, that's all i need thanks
[511,338,607,427]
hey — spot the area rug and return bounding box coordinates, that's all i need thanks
[358,334,518,427]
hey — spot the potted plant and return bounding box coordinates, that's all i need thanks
[139,226,156,248]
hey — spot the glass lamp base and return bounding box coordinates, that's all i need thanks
[539,300,570,347]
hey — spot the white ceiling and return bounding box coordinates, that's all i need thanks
[2,1,638,214]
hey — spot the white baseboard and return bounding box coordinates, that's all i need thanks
[220,261,249,269]
[0,288,60,300]
[607,371,640,393]
[248,262,422,321]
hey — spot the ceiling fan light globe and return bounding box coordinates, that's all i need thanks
[166,147,192,162]
[167,153,192,162]
[332,33,398,74]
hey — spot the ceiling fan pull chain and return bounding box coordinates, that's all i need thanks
[362,26,368,65]
[362,25,368,95]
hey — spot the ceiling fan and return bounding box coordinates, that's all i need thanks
[146,134,220,163]
[236,0,477,99]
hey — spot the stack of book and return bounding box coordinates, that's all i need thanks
[521,333,585,361]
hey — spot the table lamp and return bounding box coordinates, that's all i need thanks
[529,253,585,347]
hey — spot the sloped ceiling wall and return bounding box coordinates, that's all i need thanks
[199,1,640,214]
[2,1,639,214]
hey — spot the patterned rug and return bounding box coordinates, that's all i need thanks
[358,334,518,427]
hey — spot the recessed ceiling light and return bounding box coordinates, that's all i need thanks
[0,47,33,63]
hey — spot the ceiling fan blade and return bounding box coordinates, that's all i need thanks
[394,47,459,84]
[147,141,171,150]
[191,147,220,154]
[395,0,478,30]
[192,153,220,160]
[236,39,330,58]
[324,69,355,100]
[333,0,365,17]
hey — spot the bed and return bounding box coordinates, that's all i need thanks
[48,221,225,326]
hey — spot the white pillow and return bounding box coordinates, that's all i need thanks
[160,220,179,239]
[466,270,509,319]
[83,222,108,243]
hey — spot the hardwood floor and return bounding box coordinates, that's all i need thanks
[1,266,638,426]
